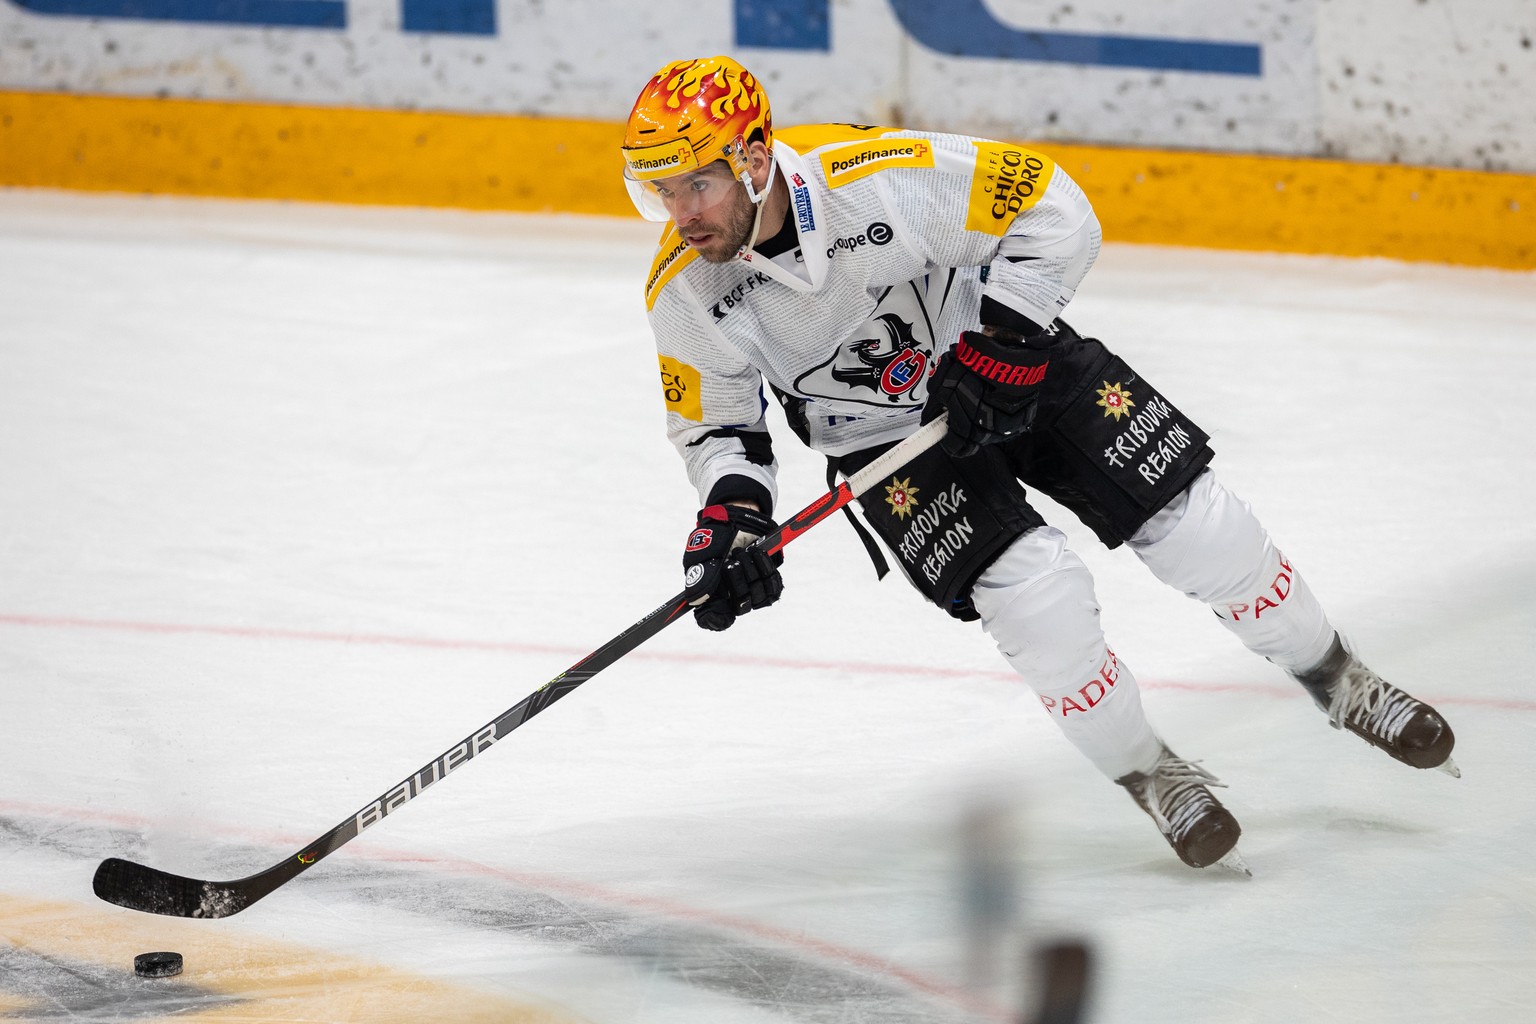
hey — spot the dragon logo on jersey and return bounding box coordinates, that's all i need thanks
[830,313,928,399]
[793,281,938,408]
[884,477,920,520]
[1096,381,1136,420]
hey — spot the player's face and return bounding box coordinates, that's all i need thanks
[650,163,754,263]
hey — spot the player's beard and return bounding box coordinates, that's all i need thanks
[684,188,758,264]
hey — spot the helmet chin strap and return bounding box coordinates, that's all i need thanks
[733,151,779,260]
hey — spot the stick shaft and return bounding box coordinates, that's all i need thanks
[93,415,948,918]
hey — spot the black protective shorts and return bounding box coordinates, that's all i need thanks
[834,321,1213,619]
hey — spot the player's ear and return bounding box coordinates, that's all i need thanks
[747,140,774,189]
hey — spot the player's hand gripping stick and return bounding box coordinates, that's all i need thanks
[924,329,1052,458]
[682,505,784,631]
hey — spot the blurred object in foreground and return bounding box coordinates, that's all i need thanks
[1024,938,1093,1024]
[959,797,1023,997]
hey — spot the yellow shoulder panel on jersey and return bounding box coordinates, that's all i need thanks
[817,137,936,188]
[964,141,1058,236]
[644,225,699,311]
[777,124,936,189]
[775,123,895,152]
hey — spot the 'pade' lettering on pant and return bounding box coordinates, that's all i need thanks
[1039,649,1121,717]
[1221,553,1294,621]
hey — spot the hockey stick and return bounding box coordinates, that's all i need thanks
[93,414,949,918]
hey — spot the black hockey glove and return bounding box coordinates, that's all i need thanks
[682,504,784,631]
[922,329,1052,458]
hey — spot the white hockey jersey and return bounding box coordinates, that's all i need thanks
[643,123,1102,514]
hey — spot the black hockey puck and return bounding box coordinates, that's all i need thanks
[134,951,183,978]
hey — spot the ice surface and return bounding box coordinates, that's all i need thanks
[1,189,1533,1023]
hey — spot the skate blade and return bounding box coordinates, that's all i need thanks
[1435,757,1461,778]
[1215,848,1252,878]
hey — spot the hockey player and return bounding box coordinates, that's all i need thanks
[621,55,1457,873]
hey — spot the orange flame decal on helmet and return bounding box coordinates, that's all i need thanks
[622,56,772,182]
[657,58,760,123]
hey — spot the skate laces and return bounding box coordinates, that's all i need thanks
[1137,756,1226,839]
[1328,662,1420,743]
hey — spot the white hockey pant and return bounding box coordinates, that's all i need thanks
[970,471,1335,780]
[971,526,1164,779]
[1126,469,1335,675]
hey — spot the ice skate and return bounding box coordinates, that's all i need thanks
[1293,635,1458,777]
[1116,746,1248,875]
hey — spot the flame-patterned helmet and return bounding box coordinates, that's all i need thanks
[621,56,773,220]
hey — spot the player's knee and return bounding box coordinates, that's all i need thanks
[1128,471,1270,603]
[972,527,1104,680]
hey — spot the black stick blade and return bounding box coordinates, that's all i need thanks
[93,857,254,919]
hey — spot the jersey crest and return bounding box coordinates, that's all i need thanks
[792,280,938,408]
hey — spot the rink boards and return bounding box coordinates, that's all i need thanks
[2,89,1534,270]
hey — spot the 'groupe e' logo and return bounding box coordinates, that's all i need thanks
[827,222,894,259]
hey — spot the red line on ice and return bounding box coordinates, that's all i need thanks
[1,611,1529,711]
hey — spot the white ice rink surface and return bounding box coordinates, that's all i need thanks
[2,189,1534,1023]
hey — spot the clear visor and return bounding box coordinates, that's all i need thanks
[624,165,745,223]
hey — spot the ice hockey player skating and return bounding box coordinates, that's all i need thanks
[622,55,1457,875]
